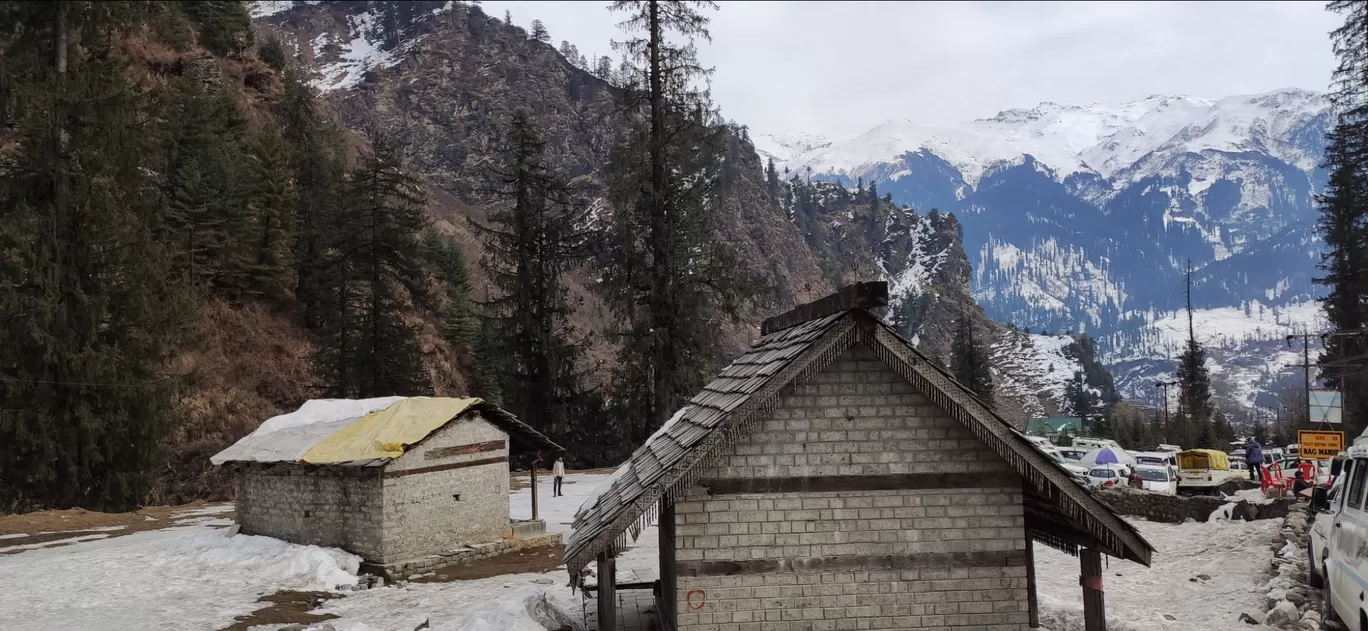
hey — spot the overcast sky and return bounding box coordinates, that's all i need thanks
[479,1,1341,140]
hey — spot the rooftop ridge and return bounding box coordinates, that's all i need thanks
[760,281,888,336]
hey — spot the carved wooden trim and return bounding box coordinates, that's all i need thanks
[384,456,506,478]
[425,440,505,460]
[697,472,1021,495]
[676,549,1026,577]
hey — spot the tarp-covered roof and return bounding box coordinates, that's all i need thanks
[563,295,1153,585]
[211,396,561,466]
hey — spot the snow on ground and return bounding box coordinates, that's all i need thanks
[0,472,1287,631]
[0,514,360,631]
[1035,517,1281,631]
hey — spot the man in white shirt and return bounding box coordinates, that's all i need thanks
[552,456,565,497]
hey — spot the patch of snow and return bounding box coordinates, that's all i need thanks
[310,10,425,92]
[0,532,29,540]
[992,333,1085,417]
[322,584,581,631]
[249,1,296,19]
[173,504,236,518]
[210,396,405,465]
[1,534,112,552]
[0,524,360,630]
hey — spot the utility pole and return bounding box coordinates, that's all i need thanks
[1286,332,1313,429]
[1155,380,1177,431]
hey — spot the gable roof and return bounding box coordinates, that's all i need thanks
[211,396,561,467]
[563,283,1153,584]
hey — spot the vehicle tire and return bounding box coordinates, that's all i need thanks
[1308,542,1324,588]
[1324,578,1341,625]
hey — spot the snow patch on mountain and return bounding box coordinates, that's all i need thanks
[879,218,947,310]
[752,133,832,167]
[973,236,1127,327]
[992,333,1083,418]
[307,10,421,92]
[780,89,1326,188]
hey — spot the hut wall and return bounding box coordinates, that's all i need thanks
[672,347,1030,630]
[234,464,385,561]
[380,415,511,562]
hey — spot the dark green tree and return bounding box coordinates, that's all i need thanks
[765,157,779,200]
[1065,371,1095,418]
[244,124,298,297]
[598,0,751,442]
[180,0,252,56]
[474,111,592,440]
[950,310,994,407]
[421,232,474,348]
[258,35,286,70]
[315,138,431,398]
[0,1,194,511]
[1317,0,1368,437]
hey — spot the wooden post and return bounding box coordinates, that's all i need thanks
[529,455,540,521]
[659,498,677,630]
[1024,530,1039,629]
[598,550,617,631]
[1080,548,1105,631]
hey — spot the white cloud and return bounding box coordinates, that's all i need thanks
[480,1,1339,139]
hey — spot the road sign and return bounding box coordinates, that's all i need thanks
[1299,429,1346,459]
[1311,390,1343,424]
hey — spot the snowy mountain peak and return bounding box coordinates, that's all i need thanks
[779,88,1326,187]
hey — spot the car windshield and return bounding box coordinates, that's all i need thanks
[1090,469,1115,478]
[1137,469,1168,482]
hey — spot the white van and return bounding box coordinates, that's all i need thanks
[1311,440,1368,628]
[1134,451,1179,477]
[1072,437,1121,452]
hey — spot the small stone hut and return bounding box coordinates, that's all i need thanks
[566,283,1155,631]
[212,396,561,572]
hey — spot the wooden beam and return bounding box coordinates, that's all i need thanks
[659,498,677,630]
[530,456,539,522]
[760,281,888,335]
[1080,548,1105,631]
[597,551,616,631]
[1025,529,1039,629]
[383,455,506,478]
[676,549,1025,577]
[697,472,1020,495]
[424,440,505,460]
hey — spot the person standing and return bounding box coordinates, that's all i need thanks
[553,456,565,497]
[1246,440,1264,483]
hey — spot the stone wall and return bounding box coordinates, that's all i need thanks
[1096,488,1295,524]
[673,347,1030,631]
[380,415,511,562]
[234,465,384,560]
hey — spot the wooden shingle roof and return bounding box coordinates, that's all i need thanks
[563,283,1153,584]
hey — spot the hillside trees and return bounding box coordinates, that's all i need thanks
[1317,0,1368,437]
[950,311,994,407]
[314,139,432,398]
[474,111,593,444]
[597,0,751,442]
[0,1,195,511]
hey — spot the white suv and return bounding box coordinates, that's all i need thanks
[1311,445,1368,629]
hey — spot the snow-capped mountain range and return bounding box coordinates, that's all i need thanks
[763,88,1332,416]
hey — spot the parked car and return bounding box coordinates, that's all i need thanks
[1134,451,1180,477]
[1155,444,1182,453]
[1086,464,1131,490]
[1176,449,1236,494]
[1073,438,1123,452]
[1058,448,1088,463]
[1309,448,1368,626]
[1042,447,1091,480]
[1132,465,1178,495]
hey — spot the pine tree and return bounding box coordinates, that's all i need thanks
[0,2,194,511]
[1065,371,1095,418]
[258,35,286,70]
[474,111,592,440]
[504,9,512,25]
[244,124,298,297]
[180,0,253,56]
[530,19,549,42]
[1176,262,1214,423]
[315,137,432,398]
[1318,0,1368,437]
[867,179,881,239]
[765,157,779,200]
[598,0,751,443]
[594,55,614,81]
[278,67,348,328]
[950,310,994,407]
[421,232,474,348]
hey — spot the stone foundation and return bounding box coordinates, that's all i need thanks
[1096,487,1296,524]
[364,532,562,579]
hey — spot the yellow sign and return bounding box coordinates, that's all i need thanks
[1298,430,1346,459]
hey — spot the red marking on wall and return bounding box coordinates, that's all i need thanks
[1080,575,1104,591]
[686,589,706,610]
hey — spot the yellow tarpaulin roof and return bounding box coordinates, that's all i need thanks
[300,397,481,464]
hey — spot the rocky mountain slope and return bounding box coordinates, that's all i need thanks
[249,0,1099,422]
[763,89,1332,416]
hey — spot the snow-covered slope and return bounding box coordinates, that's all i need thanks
[781,88,1330,416]
[778,89,1326,189]
[992,333,1087,419]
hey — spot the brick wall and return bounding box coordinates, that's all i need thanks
[673,347,1030,631]
[235,466,384,560]
[380,414,511,562]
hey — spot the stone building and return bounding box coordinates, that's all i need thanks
[212,396,561,573]
[565,283,1154,631]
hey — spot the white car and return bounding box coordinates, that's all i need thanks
[1309,478,1341,590]
[1086,464,1131,490]
[1131,465,1178,495]
[1033,443,1090,482]
[1134,451,1180,477]
[1058,447,1088,463]
[1312,441,1368,628]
